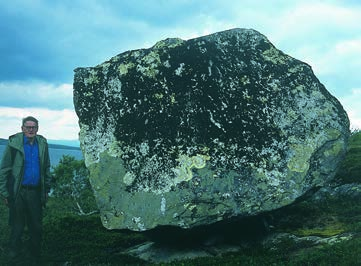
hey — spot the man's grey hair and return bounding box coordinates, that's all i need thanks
[22,116,39,126]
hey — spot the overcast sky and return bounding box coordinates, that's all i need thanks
[0,0,360,144]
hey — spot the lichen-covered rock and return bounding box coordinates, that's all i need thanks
[73,28,350,231]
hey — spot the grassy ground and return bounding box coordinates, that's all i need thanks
[0,132,360,265]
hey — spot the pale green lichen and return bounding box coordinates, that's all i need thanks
[110,55,120,62]
[287,129,343,174]
[123,171,136,185]
[136,51,161,78]
[262,46,288,64]
[154,93,164,100]
[310,89,324,99]
[286,109,298,121]
[160,197,166,215]
[86,152,128,229]
[163,60,171,68]
[87,163,107,191]
[319,104,337,117]
[267,79,282,92]
[291,85,306,94]
[175,63,186,76]
[118,62,135,76]
[170,93,176,104]
[100,211,125,230]
[287,144,314,173]
[100,62,111,74]
[84,69,100,85]
[259,96,268,103]
[153,92,177,104]
[240,75,250,85]
[153,38,184,49]
[288,65,304,73]
[107,140,124,157]
[324,141,343,157]
[78,124,95,166]
[132,216,146,231]
[324,129,341,143]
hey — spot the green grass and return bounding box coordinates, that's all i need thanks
[335,131,361,183]
[41,213,147,265]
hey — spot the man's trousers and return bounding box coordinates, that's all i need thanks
[9,186,42,257]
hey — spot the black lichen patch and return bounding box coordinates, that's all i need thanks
[73,29,301,168]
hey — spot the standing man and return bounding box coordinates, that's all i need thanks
[0,116,51,264]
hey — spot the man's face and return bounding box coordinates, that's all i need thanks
[22,121,38,140]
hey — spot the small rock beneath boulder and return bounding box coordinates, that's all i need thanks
[73,28,350,231]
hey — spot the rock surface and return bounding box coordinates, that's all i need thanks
[73,28,350,231]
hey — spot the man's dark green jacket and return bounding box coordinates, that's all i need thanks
[0,132,51,206]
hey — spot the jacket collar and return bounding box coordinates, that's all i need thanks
[23,134,38,145]
[9,132,46,152]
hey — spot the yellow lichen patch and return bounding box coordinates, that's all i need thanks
[172,153,210,182]
[287,144,314,173]
[183,203,197,211]
[192,154,209,169]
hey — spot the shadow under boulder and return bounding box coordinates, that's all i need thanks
[124,215,270,263]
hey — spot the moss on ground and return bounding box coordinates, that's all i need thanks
[292,223,345,237]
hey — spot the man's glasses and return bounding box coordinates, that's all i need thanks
[23,126,38,131]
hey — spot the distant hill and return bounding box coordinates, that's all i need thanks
[0,138,83,166]
[0,138,80,151]
[48,143,81,151]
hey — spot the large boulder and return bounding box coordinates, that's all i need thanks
[73,28,350,231]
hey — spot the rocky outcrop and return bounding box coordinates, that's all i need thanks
[73,28,350,231]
